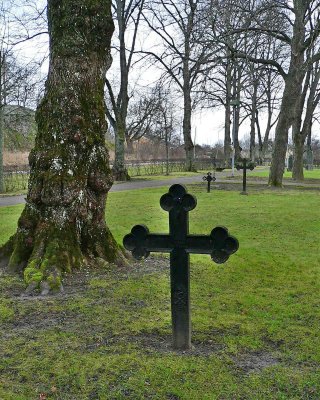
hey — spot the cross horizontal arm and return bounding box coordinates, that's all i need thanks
[144,234,172,252]
[185,235,216,253]
[123,224,239,262]
[123,225,173,259]
[185,234,238,254]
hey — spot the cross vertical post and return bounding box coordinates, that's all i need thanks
[243,159,247,194]
[161,184,194,348]
[236,158,255,195]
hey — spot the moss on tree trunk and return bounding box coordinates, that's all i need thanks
[0,0,126,294]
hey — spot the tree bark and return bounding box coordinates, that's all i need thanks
[232,64,241,160]
[183,84,195,171]
[234,105,241,160]
[0,0,126,294]
[111,7,130,181]
[249,81,258,162]
[292,134,305,181]
[260,79,274,162]
[0,105,4,193]
[305,127,313,170]
[268,80,299,186]
[292,64,320,179]
[224,101,231,163]
[224,60,232,164]
[113,121,130,181]
[268,2,307,187]
[0,52,4,193]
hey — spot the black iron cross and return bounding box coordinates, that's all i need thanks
[123,184,239,350]
[236,158,255,195]
[202,172,216,193]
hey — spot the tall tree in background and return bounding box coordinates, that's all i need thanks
[292,58,320,180]
[0,0,125,294]
[124,84,164,153]
[0,0,11,193]
[142,0,210,171]
[268,0,320,186]
[204,0,272,164]
[0,0,48,193]
[0,51,5,193]
[254,45,282,163]
[224,0,320,186]
[105,0,145,181]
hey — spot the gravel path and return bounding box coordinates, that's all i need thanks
[0,174,209,207]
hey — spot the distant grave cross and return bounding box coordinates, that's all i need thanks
[202,172,216,193]
[123,184,239,350]
[236,158,255,195]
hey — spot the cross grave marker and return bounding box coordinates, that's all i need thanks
[123,184,239,350]
[236,158,255,195]
[202,172,216,193]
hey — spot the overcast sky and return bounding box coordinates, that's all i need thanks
[11,1,319,146]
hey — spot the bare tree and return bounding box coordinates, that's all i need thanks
[124,84,165,153]
[105,0,145,181]
[141,0,212,171]
[149,86,178,173]
[202,0,283,165]
[219,0,320,186]
[0,0,12,192]
[0,0,48,192]
[292,56,320,179]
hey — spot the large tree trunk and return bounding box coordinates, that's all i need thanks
[268,83,296,186]
[292,65,320,179]
[224,59,232,164]
[183,88,195,171]
[224,101,231,164]
[305,128,313,170]
[232,65,241,161]
[112,6,130,182]
[234,105,241,160]
[292,134,305,181]
[113,122,130,181]
[268,3,306,187]
[0,53,4,193]
[0,105,4,193]
[0,0,126,294]
[249,81,258,162]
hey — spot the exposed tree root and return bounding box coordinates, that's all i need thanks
[0,202,127,296]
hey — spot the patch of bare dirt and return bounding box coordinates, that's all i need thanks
[232,351,280,374]
[82,332,225,357]
[130,333,225,356]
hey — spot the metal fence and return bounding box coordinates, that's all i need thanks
[124,158,216,176]
[1,159,217,192]
[2,158,319,193]
[3,164,29,193]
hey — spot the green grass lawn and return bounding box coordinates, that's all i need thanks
[0,187,320,399]
[248,168,320,180]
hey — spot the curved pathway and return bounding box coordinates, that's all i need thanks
[0,169,319,207]
[0,174,211,207]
